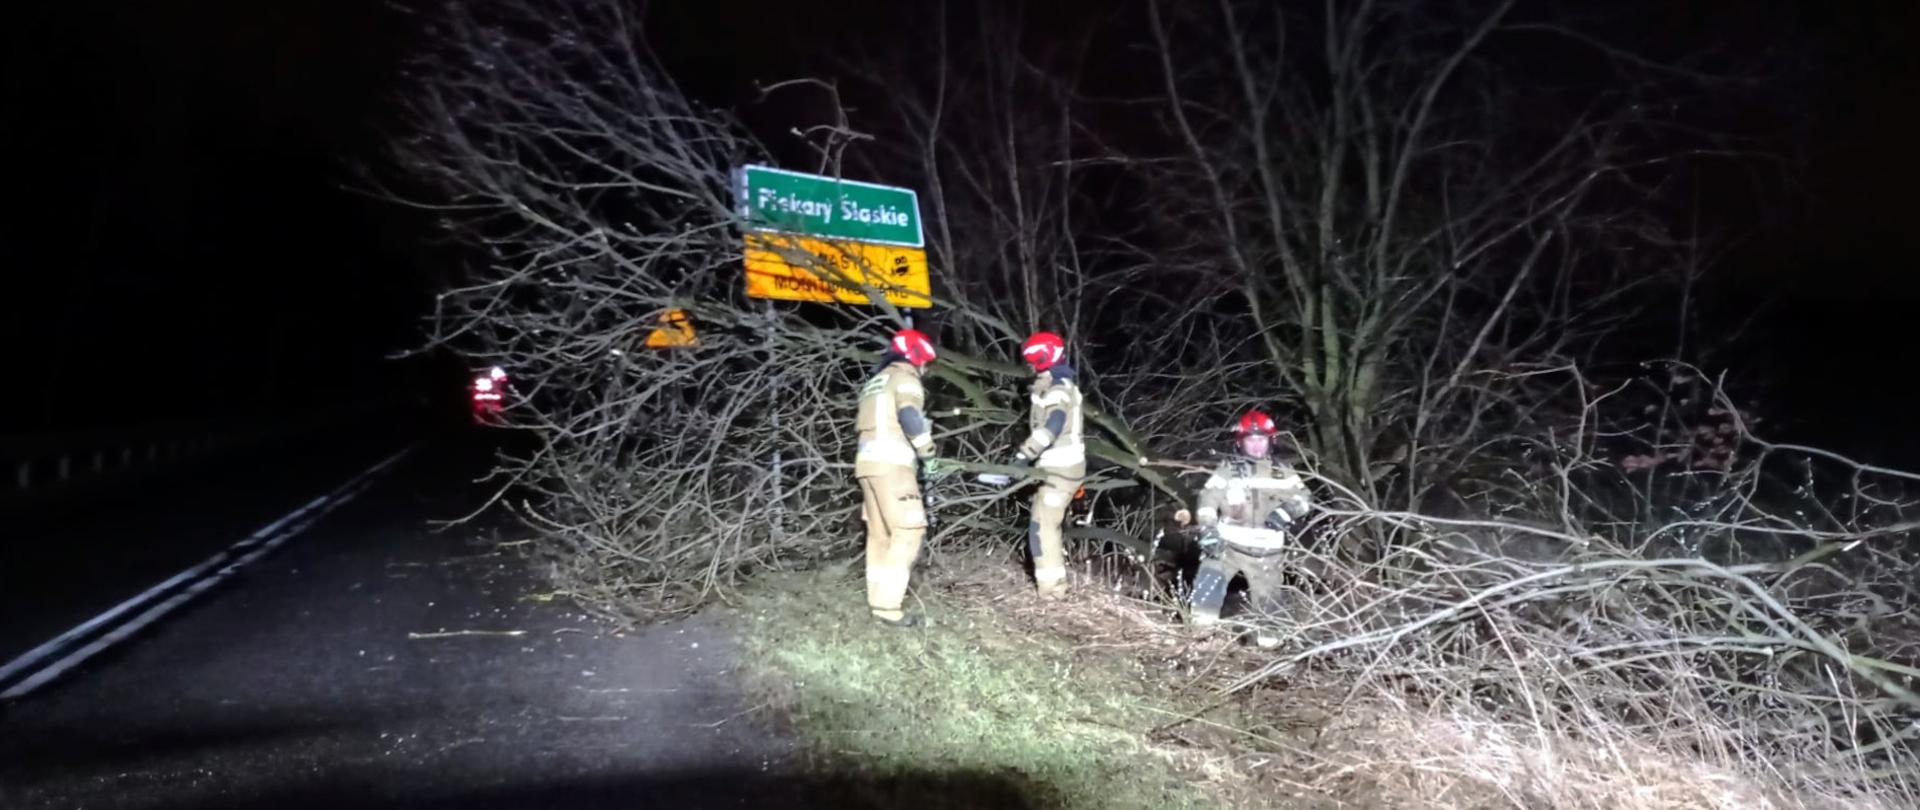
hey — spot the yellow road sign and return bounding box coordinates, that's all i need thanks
[644,308,698,348]
[743,233,931,308]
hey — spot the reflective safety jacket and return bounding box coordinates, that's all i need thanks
[1018,365,1085,475]
[855,360,934,477]
[1196,457,1311,550]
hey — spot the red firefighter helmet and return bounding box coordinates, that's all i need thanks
[1235,409,1278,436]
[1021,331,1066,372]
[890,328,937,367]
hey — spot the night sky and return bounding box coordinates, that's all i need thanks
[4,0,1915,460]
[2,1,424,432]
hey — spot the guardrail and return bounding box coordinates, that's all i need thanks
[1,399,405,501]
[0,442,419,699]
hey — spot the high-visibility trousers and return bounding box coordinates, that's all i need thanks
[1190,545,1287,626]
[859,467,926,621]
[1027,469,1081,596]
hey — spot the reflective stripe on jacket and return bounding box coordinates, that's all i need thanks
[855,361,933,475]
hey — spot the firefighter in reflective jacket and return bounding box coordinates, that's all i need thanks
[855,328,946,627]
[1175,409,1311,648]
[1006,331,1085,599]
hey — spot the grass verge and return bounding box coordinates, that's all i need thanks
[727,551,1263,810]
[724,546,1879,809]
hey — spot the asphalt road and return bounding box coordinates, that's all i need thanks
[0,420,418,668]
[0,432,824,809]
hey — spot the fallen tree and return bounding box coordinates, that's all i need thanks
[376,0,1183,619]
[1204,368,1920,804]
[376,0,1919,803]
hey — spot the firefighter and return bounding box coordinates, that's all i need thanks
[855,328,948,626]
[1174,409,1312,648]
[982,331,1085,599]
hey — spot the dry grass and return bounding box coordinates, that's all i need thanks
[1315,709,1818,810]
[727,550,1285,810]
[727,540,1920,810]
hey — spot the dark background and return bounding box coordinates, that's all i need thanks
[3,0,1914,460]
[2,1,426,432]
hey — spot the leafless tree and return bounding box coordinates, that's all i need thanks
[841,2,1920,800]
[379,0,1918,801]
[1127,0,1776,527]
[376,0,1181,618]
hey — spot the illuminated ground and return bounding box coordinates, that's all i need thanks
[0,439,821,809]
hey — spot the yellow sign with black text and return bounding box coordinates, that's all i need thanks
[743,233,931,308]
[643,307,699,348]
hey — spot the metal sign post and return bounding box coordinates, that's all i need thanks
[729,164,936,546]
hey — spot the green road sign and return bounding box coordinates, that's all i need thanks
[735,164,924,248]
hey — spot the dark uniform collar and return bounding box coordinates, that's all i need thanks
[874,354,919,376]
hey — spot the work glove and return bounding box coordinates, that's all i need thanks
[1263,508,1294,532]
[922,458,957,480]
